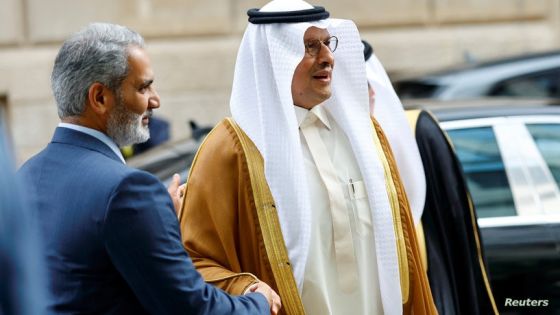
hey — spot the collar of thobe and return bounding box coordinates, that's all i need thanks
[295,104,331,130]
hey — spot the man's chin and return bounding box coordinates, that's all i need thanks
[315,91,332,104]
[110,130,150,147]
[135,130,150,145]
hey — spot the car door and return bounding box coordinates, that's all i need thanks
[442,116,560,313]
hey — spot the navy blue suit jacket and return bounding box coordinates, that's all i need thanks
[18,127,268,315]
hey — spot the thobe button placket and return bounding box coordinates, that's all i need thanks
[300,109,358,292]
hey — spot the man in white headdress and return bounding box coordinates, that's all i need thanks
[179,1,436,314]
[362,40,497,314]
[362,39,428,263]
[362,40,427,237]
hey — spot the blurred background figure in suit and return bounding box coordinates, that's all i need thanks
[0,125,49,315]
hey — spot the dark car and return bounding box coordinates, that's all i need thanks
[126,136,199,186]
[405,98,560,314]
[395,50,560,100]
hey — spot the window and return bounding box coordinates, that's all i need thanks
[489,68,560,98]
[526,124,560,187]
[446,127,516,218]
[394,81,441,99]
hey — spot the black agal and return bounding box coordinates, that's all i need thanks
[247,6,329,24]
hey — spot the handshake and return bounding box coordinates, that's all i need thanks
[246,281,282,315]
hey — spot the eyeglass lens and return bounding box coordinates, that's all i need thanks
[307,36,338,56]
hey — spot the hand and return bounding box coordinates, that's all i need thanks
[245,281,281,315]
[167,174,185,215]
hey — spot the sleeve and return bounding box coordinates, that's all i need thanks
[103,170,268,315]
[179,121,263,295]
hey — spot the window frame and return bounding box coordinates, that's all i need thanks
[488,67,560,98]
[441,115,560,228]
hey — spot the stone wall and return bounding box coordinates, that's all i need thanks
[1,0,559,164]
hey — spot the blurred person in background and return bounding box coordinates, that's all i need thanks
[17,22,279,315]
[362,39,498,314]
[362,40,427,241]
[405,109,498,315]
[0,126,49,315]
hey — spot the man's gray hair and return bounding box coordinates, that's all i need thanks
[51,22,145,118]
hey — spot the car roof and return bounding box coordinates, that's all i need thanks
[402,98,560,122]
[397,50,560,99]
[427,50,560,78]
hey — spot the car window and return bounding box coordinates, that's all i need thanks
[446,127,517,218]
[526,123,560,186]
[489,68,560,98]
[394,81,440,99]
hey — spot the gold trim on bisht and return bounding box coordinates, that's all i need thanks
[227,118,306,315]
[405,109,429,273]
[370,119,410,304]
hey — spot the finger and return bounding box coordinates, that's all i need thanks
[172,173,180,188]
[268,293,279,315]
[274,296,282,312]
[271,301,280,315]
[167,173,180,193]
[244,282,259,294]
[178,183,186,198]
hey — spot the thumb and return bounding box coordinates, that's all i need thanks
[168,173,180,192]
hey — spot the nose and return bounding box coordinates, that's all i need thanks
[149,88,160,109]
[317,43,334,67]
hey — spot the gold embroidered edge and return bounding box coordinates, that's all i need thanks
[226,117,306,315]
[370,120,410,304]
[404,109,429,273]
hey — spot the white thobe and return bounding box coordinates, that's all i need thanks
[295,105,383,315]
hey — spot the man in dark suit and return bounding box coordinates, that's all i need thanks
[18,22,280,314]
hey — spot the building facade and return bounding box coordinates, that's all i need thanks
[1,0,559,163]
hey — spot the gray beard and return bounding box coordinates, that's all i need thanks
[106,97,150,147]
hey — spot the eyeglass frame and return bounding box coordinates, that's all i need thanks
[304,36,338,57]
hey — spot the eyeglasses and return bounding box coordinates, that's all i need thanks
[304,36,338,56]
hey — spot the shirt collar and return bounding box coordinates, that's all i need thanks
[294,104,331,130]
[58,123,126,164]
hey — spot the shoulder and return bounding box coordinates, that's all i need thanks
[112,167,167,196]
[195,118,248,162]
[107,168,173,220]
[82,157,140,193]
[121,168,165,188]
[184,118,255,205]
[18,149,47,173]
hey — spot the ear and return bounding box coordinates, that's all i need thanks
[87,82,115,115]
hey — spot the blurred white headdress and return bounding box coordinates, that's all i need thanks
[363,40,427,224]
